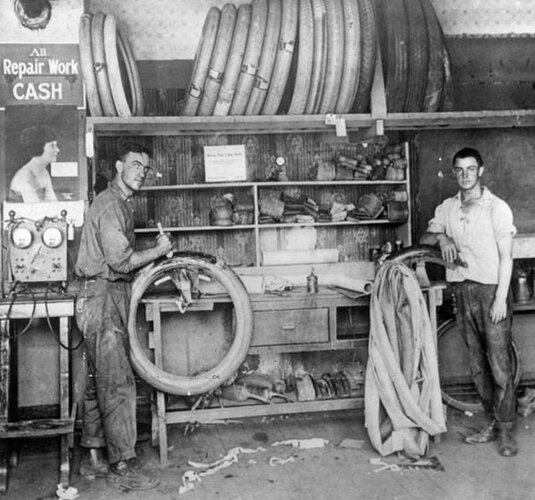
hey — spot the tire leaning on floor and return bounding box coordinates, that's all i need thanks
[79,13,103,117]
[127,253,253,395]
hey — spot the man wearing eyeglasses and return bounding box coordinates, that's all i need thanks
[420,146,517,457]
[75,142,173,491]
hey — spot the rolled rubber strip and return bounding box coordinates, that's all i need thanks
[352,0,377,113]
[287,0,314,115]
[213,4,252,116]
[318,0,345,114]
[198,3,237,116]
[182,7,221,116]
[261,0,299,115]
[335,0,361,113]
[79,13,103,116]
[246,0,282,115]
[230,0,268,115]
[91,11,116,116]
[403,0,429,112]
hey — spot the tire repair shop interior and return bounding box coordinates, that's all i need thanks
[1,0,535,499]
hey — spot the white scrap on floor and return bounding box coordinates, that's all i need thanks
[272,438,328,449]
[369,457,401,473]
[179,446,266,495]
[269,456,296,466]
[56,484,79,500]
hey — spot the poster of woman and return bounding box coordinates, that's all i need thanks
[3,104,81,203]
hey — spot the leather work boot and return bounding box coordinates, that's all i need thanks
[79,448,109,479]
[464,420,497,444]
[107,459,160,492]
[497,429,518,457]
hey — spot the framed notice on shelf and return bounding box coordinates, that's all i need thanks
[204,144,247,183]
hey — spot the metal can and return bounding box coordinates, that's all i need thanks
[307,268,318,293]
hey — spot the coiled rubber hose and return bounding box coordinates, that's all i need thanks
[127,253,253,395]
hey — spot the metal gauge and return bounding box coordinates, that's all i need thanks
[42,226,64,248]
[11,227,33,249]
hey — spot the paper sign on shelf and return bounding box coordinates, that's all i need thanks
[204,144,247,183]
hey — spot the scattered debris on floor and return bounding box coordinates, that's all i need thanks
[518,388,535,417]
[56,483,79,500]
[179,446,265,494]
[272,438,328,449]
[370,457,401,473]
[269,456,296,466]
[369,455,445,474]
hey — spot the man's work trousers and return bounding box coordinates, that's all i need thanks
[75,279,137,463]
[452,281,516,428]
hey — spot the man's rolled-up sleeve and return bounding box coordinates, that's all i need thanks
[492,200,516,242]
[426,203,446,234]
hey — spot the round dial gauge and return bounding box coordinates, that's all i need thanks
[42,227,63,248]
[11,227,33,249]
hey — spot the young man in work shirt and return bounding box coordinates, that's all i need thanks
[75,142,173,491]
[420,147,517,457]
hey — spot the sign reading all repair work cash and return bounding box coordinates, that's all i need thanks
[204,145,247,183]
[0,44,82,106]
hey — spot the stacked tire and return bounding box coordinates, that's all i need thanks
[183,0,452,116]
[79,11,144,117]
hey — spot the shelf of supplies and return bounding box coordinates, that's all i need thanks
[135,224,256,233]
[257,220,398,229]
[141,182,255,191]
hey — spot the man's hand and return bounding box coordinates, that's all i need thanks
[490,296,508,324]
[155,232,173,257]
[437,234,458,263]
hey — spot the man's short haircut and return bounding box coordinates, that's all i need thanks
[117,141,152,162]
[452,147,483,167]
[20,124,57,159]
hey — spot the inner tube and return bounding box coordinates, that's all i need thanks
[351,0,376,113]
[230,0,268,115]
[127,253,253,395]
[318,0,345,114]
[287,0,314,115]
[335,0,360,113]
[182,7,221,116]
[261,0,298,115]
[403,0,428,112]
[79,13,103,117]
[197,3,237,116]
[91,11,116,117]
[246,0,282,115]
[213,4,252,116]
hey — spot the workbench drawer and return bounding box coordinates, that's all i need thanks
[251,308,329,346]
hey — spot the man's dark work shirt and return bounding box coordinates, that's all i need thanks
[76,180,136,281]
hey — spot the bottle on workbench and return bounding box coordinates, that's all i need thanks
[307,268,318,293]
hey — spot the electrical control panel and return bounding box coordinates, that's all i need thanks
[8,216,68,283]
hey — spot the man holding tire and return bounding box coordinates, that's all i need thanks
[420,146,518,457]
[75,142,173,491]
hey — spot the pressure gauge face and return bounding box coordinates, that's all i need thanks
[42,226,63,248]
[11,227,33,249]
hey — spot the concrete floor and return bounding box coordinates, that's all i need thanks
[3,406,534,500]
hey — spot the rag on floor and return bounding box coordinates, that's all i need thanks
[365,260,446,457]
